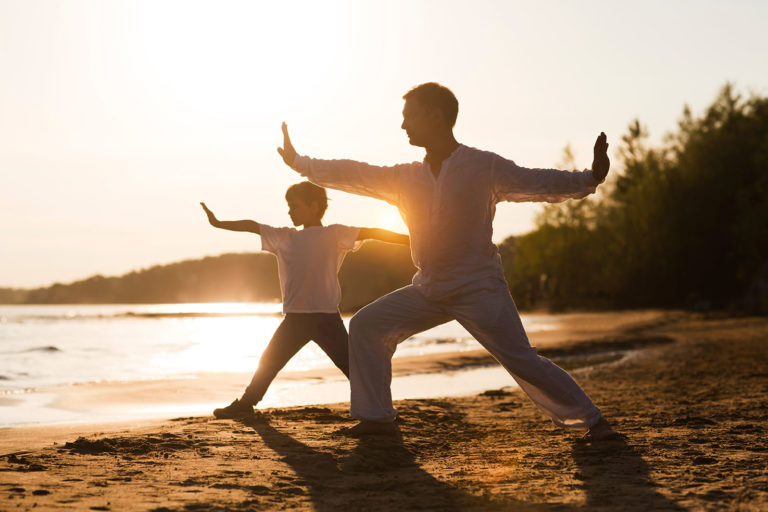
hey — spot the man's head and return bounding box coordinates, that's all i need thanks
[401,82,459,147]
[285,181,328,226]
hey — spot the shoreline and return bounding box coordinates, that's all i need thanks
[1,313,766,510]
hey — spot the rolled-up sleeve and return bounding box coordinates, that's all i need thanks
[492,154,598,203]
[292,155,407,206]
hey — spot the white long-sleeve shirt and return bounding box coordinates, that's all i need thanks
[292,144,599,300]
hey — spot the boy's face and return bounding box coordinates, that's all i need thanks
[287,196,320,226]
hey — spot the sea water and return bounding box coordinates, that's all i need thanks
[0,303,569,426]
[0,303,566,394]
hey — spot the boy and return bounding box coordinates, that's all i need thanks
[201,181,409,419]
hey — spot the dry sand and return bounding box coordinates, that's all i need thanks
[1,313,767,511]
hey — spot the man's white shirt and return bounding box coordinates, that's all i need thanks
[292,144,598,300]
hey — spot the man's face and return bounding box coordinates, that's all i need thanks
[401,98,432,147]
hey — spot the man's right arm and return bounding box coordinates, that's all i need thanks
[277,123,405,205]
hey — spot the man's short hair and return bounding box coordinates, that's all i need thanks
[403,82,459,128]
[285,181,328,216]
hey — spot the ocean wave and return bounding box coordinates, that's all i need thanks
[7,311,283,322]
[119,312,283,319]
[416,337,467,345]
[22,345,62,353]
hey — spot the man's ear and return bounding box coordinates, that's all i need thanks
[427,106,441,123]
[428,106,447,128]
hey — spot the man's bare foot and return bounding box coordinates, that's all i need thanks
[581,417,620,442]
[337,420,399,437]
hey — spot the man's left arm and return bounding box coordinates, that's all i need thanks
[591,132,610,183]
[493,132,610,203]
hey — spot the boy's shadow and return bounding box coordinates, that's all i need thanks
[239,415,541,511]
[572,436,683,510]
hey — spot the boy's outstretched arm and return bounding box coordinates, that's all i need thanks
[200,202,261,234]
[357,227,410,246]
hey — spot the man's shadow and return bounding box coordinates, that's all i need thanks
[572,436,683,510]
[239,415,542,511]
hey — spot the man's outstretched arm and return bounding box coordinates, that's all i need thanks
[200,202,261,234]
[493,132,610,203]
[276,122,405,206]
[591,132,610,183]
[276,121,297,167]
[357,227,410,246]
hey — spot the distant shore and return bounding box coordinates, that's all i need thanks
[2,312,766,510]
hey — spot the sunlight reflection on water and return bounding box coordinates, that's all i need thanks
[0,303,563,392]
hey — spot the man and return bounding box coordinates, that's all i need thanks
[277,82,616,440]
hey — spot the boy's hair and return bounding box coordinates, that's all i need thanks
[403,82,459,128]
[285,181,328,216]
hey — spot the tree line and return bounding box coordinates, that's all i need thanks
[0,242,416,313]
[501,84,768,313]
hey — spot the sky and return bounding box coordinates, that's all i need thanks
[2,0,767,288]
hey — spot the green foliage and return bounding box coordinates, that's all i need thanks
[503,84,768,312]
[20,253,281,305]
[0,288,27,303]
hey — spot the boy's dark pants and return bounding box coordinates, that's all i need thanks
[240,313,350,405]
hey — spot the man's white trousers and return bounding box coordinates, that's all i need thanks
[348,283,602,428]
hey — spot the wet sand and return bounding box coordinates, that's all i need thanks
[1,313,767,510]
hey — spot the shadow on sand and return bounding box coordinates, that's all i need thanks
[571,436,683,511]
[240,415,541,511]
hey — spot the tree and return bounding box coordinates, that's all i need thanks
[502,84,768,311]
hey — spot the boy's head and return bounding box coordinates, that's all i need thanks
[285,181,328,226]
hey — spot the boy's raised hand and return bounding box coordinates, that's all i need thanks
[200,202,217,224]
[277,122,297,166]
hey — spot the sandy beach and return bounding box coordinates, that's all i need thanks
[1,312,767,511]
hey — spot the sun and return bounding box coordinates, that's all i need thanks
[380,209,407,233]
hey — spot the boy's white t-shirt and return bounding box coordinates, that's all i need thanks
[260,224,362,313]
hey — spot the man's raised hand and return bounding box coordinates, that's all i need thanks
[592,132,610,183]
[277,122,297,166]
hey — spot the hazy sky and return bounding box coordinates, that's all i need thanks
[2,0,767,288]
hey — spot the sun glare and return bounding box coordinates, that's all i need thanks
[134,1,354,116]
[380,209,407,233]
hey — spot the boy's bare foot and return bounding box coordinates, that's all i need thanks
[213,398,254,419]
[337,420,399,437]
[581,417,620,442]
